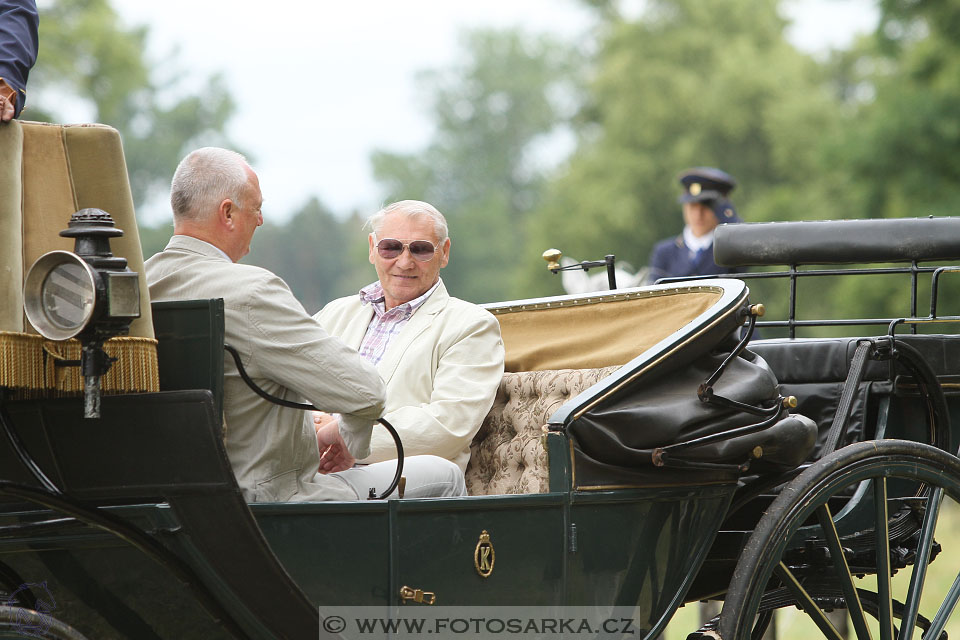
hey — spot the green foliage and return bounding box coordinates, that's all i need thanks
[32,0,237,210]
[138,221,173,263]
[519,0,850,297]
[372,28,583,303]
[835,0,960,221]
[802,0,960,323]
[246,198,360,314]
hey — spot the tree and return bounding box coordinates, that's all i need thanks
[247,198,360,314]
[31,0,237,211]
[801,0,960,323]
[518,0,850,297]
[371,28,584,303]
[831,0,960,221]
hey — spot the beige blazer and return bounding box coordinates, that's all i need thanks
[317,279,504,471]
[146,236,386,502]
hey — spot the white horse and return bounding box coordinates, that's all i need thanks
[558,257,648,295]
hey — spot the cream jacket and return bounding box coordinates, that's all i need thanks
[146,236,386,502]
[317,279,504,471]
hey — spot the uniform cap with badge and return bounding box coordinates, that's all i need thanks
[677,167,741,223]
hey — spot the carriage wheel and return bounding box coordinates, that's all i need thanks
[718,440,960,640]
[0,605,90,639]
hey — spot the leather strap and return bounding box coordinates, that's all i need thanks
[823,340,873,455]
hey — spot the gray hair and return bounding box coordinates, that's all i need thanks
[365,200,448,242]
[170,147,250,221]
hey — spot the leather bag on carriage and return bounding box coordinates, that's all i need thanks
[568,345,817,488]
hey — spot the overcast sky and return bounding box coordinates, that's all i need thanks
[111,0,879,224]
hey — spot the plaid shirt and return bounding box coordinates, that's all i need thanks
[357,280,440,365]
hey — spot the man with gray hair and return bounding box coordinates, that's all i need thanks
[316,200,504,475]
[146,150,465,501]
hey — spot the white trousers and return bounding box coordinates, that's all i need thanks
[330,455,466,500]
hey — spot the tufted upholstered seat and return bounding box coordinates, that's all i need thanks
[465,366,620,495]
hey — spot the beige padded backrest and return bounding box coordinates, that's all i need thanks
[0,122,23,332]
[490,289,721,372]
[12,121,153,337]
[0,120,157,394]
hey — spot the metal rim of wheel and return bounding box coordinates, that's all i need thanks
[0,605,90,640]
[718,439,960,640]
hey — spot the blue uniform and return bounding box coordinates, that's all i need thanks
[648,234,736,283]
[0,0,39,118]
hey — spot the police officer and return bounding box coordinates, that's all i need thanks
[647,167,741,283]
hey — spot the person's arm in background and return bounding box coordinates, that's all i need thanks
[0,0,39,121]
[647,240,670,284]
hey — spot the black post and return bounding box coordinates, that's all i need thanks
[605,255,617,290]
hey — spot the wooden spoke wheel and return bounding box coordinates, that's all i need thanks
[719,440,960,640]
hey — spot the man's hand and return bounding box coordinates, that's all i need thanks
[314,412,355,474]
[0,80,17,122]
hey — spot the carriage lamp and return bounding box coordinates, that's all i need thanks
[23,209,141,418]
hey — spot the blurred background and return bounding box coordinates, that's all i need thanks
[26,0,960,320]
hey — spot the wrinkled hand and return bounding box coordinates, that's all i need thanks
[0,81,16,122]
[314,412,355,474]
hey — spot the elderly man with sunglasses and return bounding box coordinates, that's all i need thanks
[316,200,504,478]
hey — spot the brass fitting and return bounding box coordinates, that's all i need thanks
[542,248,562,271]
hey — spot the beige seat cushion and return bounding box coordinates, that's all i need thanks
[466,366,620,495]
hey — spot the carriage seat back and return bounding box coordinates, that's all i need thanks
[750,334,960,458]
[0,121,157,396]
[152,299,226,427]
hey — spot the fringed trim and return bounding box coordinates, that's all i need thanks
[0,332,159,397]
[0,332,47,391]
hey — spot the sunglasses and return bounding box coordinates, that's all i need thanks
[374,236,438,262]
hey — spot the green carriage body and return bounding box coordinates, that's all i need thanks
[2,278,758,639]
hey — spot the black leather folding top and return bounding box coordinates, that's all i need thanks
[548,279,818,488]
[714,217,960,266]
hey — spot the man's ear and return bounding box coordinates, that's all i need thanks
[368,233,377,265]
[439,237,451,268]
[218,198,236,230]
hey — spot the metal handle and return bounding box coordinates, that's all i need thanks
[399,585,436,605]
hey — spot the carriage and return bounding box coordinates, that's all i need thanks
[1,121,959,639]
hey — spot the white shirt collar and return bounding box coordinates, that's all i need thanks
[682,226,714,252]
[358,278,440,317]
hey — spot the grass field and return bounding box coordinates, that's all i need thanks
[664,499,960,639]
